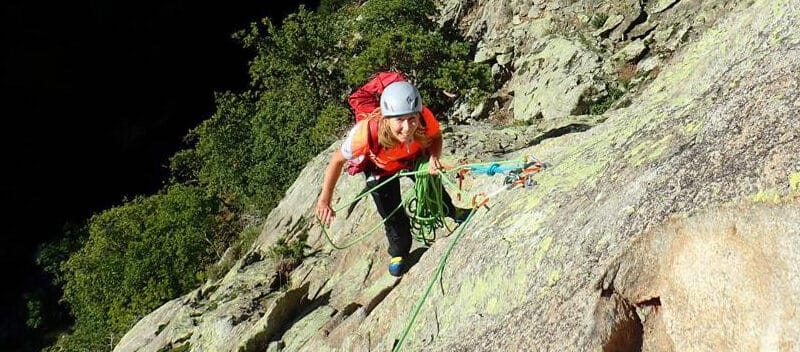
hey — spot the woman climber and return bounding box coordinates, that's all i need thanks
[316,81,466,277]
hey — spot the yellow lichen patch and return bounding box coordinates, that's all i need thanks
[464,279,491,313]
[525,194,543,211]
[682,120,703,134]
[551,244,563,259]
[437,264,530,333]
[502,227,533,243]
[627,134,672,166]
[538,286,551,297]
[645,24,729,107]
[533,236,553,267]
[595,233,612,251]
[533,267,560,297]
[535,153,613,193]
[502,204,555,243]
[523,132,616,195]
[751,189,782,204]
[486,297,501,315]
[547,270,560,287]
[495,193,538,227]
[790,173,800,192]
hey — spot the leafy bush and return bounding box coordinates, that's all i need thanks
[591,13,609,29]
[346,0,493,111]
[589,86,624,115]
[172,92,256,203]
[268,234,309,263]
[268,233,310,290]
[45,185,225,351]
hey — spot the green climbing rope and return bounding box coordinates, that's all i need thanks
[318,171,411,250]
[392,206,479,352]
[406,161,451,245]
[314,156,544,351]
[320,161,465,250]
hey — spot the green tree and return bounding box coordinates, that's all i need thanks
[50,185,223,350]
[345,0,493,112]
[171,91,257,206]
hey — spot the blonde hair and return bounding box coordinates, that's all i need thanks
[364,109,430,149]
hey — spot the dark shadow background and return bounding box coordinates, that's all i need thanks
[1,1,317,349]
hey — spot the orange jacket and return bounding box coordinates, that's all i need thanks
[341,107,440,174]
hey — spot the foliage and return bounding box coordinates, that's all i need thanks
[171,91,257,206]
[46,185,225,351]
[345,0,493,112]
[42,0,493,350]
[318,0,352,14]
[173,0,492,214]
[239,7,350,102]
[36,223,87,287]
[355,0,435,39]
[25,294,43,329]
[268,234,309,263]
[589,86,624,115]
[268,233,310,291]
[205,224,262,282]
[591,13,609,29]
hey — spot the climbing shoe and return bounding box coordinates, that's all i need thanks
[388,257,404,277]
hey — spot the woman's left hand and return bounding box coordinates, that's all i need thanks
[428,156,443,175]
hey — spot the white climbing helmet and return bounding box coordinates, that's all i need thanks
[380,81,422,117]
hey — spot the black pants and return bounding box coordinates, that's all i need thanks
[366,173,456,258]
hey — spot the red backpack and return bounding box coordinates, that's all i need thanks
[348,71,408,122]
[345,71,408,175]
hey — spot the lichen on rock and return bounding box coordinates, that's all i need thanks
[115,0,800,350]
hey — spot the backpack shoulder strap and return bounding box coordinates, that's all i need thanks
[366,118,381,156]
[420,106,434,128]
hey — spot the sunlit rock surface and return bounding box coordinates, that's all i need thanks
[116,0,800,350]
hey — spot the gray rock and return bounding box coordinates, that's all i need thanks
[511,37,604,123]
[593,14,625,37]
[116,0,800,351]
[612,39,646,62]
[650,0,681,14]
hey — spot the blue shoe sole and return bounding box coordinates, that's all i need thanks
[388,262,404,277]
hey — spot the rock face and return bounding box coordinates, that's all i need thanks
[116,0,800,351]
[440,0,748,126]
[596,204,800,351]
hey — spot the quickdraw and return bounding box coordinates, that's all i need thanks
[503,157,549,188]
[454,155,549,205]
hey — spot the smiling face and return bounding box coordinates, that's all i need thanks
[387,113,420,143]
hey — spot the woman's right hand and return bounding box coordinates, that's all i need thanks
[316,199,336,226]
[318,149,346,227]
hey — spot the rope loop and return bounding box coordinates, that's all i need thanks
[486,163,501,176]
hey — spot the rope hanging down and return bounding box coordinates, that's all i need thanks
[392,156,548,352]
[406,160,451,245]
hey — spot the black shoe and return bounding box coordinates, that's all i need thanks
[388,257,404,277]
[451,207,472,224]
